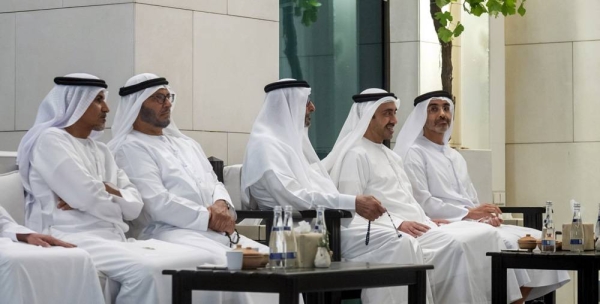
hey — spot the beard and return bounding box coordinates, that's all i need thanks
[140,105,170,128]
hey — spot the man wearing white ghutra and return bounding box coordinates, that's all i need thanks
[395,90,570,302]
[242,79,425,304]
[17,73,210,304]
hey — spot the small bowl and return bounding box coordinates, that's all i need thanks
[242,255,264,270]
[517,234,537,251]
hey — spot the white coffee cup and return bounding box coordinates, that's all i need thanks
[226,251,243,270]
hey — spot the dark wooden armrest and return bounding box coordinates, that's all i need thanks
[500,206,545,230]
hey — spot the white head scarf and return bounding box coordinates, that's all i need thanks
[108,73,181,153]
[17,73,108,193]
[322,88,400,185]
[241,79,339,203]
[393,92,454,160]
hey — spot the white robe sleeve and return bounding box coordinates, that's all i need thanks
[32,132,129,225]
[0,206,35,242]
[115,144,210,232]
[110,168,144,221]
[403,149,468,222]
[258,170,355,211]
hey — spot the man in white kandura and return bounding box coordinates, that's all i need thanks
[322,88,534,304]
[241,79,426,304]
[0,205,104,304]
[395,90,570,301]
[109,73,278,303]
[17,73,211,304]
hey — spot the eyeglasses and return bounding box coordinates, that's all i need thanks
[151,93,174,105]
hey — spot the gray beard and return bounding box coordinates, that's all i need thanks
[140,105,170,128]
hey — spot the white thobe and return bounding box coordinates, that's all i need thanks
[114,131,278,304]
[404,135,570,300]
[26,128,217,304]
[0,206,104,304]
[250,147,423,304]
[338,137,527,303]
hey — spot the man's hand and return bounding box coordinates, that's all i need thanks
[398,221,430,238]
[57,197,74,211]
[464,203,502,221]
[432,219,450,226]
[16,233,76,248]
[208,201,235,235]
[355,195,386,221]
[104,182,122,197]
[480,216,503,227]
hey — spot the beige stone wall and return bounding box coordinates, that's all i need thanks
[0,0,278,165]
[505,0,600,301]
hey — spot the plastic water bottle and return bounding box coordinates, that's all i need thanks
[595,203,600,252]
[314,206,327,233]
[268,206,286,268]
[570,202,584,252]
[541,201,556,252]
[283,206,298,268]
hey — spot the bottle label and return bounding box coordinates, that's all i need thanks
[570,239,583,245]
[284,252,297,259]
[284,226,292,231]
[269,253,284,260]
[572,219,580,223]
[272,227,281,231]
[542,240,555,246]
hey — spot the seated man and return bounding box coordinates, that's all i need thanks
[16,74,217,304]
[109,73,277,303]
[323,88,531,304]
[395,90,570,301]
[0,205,104,304]
[241,79,426,304]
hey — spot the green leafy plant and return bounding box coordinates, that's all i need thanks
[281,0,322,80]
[430,0,527,97]
[434,0,526,43]
[293,0,322,27]
[317,232,330,250]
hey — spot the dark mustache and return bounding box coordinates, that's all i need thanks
[435,118,450,124]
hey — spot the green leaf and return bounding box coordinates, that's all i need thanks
[486,0,503,14]
[437,27,454,43]
[470,3,487,16]
[453,22,464,37]
[502,0,517,15]
[517,0,527,16]
[308,0,321,7]
[436,0,451,8]
[434,11,453,27]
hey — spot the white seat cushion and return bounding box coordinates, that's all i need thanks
[0,171,25,226]
[224,164,245,210]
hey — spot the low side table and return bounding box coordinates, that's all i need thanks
[487,251,598,304]
[163,262,432,304]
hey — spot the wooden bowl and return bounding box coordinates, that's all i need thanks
[242,255,264,270]
[518,234,537,251]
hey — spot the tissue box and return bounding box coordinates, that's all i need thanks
[296,233,323,268]
[561,223,594,251]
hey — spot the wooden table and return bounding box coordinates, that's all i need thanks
[487,250,598,304]
[163,262,433,304]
